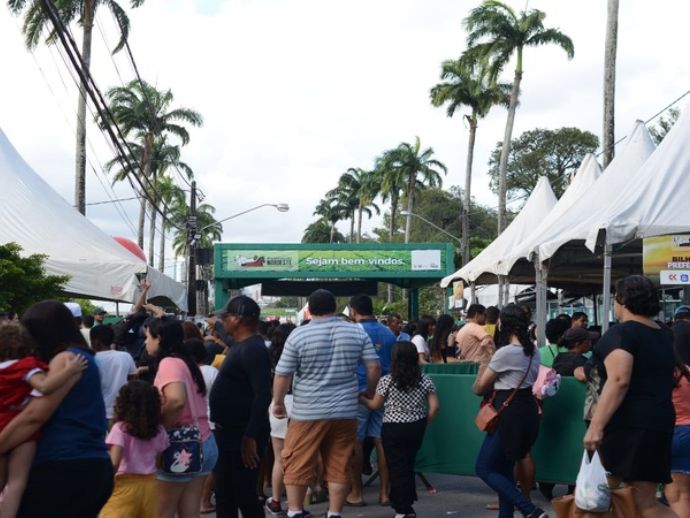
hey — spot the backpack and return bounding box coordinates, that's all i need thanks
[533,365,561,400]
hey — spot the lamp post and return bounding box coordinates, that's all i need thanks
[400,210,464,252]
[400,210,465,314]
[187,202,290,317]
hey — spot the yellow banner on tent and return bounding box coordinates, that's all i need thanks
[643,235,690,285]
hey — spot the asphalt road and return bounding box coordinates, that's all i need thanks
[207,473,558,517]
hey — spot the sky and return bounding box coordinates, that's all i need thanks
[1,0,689,278]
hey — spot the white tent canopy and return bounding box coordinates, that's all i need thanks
[0,127,187,310]
[440,176,557,287]
[585,105,690,250]
[497,153,603,275]
[532,121,656,262]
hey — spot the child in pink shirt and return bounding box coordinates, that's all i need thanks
[100,380,169,518]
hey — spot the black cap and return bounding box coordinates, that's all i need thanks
[224,295,261,320]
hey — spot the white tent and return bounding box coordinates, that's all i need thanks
[440,176,557,287]
[0,127,188,310]
[497,153,603,275]
[532,121,656,262]
[585,105,690,250]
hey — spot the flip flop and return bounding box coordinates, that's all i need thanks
[200,506,216,515]
[485,502,500,510]
[345,500,367,507]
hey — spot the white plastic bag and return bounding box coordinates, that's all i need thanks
[575,450,611,512]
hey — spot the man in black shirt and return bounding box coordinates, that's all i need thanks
[552,327,592,380]
[673,305,690,364]
[210,295,271,518]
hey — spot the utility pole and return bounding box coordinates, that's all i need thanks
[187,181,198,316]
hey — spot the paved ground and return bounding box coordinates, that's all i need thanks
[208,474,559,517]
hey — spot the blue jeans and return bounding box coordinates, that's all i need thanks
[475,430,537,518]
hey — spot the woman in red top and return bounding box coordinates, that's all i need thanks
[665,356,690,516]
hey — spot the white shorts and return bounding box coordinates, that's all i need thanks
[269,395,293,439]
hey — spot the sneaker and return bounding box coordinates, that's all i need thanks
[527,509,549,518]
[287,511,312,518]
[264,498,284,516]
[323,514,341,518]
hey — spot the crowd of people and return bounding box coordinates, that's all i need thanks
[0,274,689,518]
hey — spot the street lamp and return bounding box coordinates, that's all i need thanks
[193,203,290,241]
[400,210,463,249]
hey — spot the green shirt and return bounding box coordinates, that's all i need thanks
[538,344,566,368]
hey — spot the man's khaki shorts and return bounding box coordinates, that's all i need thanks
[282,418,357,485]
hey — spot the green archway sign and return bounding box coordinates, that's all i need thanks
[213,242,455,319]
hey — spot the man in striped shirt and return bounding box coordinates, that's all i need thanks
[273,289,381,518]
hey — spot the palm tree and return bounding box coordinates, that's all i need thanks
[329,168,381,243]
[8,0,146,215]
[313,198,348,243]
[154,173,186,271]
[302,220,345,243]
[378,154,406,242]
[464,0,574,233]
[103,79,202,251]
[603,0,619,168]
[104,138,192,264]
[430,58,510,264]
[383,137,447,243]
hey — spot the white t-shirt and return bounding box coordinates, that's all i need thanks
[200,364,219,428]
[411,335,429,359]
[95,350,137,419]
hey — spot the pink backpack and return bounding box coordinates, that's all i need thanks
[533,365,561,400]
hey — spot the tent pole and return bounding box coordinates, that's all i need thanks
[470,282,476,306]
[593,293,599,326]
[534,255,548,347]
[602,243,613,333]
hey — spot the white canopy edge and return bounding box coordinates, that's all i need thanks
[497,153,602,274]
[440,176,557,288]
[0,127,187,310]
[585,104,690,250]
[533,121,656,261]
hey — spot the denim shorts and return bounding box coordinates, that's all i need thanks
[672,424,690,474]
[357,404,383,441]
[156,434,219,483]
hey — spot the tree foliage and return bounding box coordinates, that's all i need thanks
[301,219,345,243]
[487,127,599,198]
[0,243,69,314]
[650,108,680,144]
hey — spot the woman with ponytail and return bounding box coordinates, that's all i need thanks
[145,317,218,518]
[472,304,545,518]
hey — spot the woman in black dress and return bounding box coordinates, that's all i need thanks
[584,275,677,518]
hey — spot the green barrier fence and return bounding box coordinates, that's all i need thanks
[422,362,479,375]
[415,375,586,484]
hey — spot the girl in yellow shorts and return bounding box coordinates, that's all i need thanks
[101,380,170,518]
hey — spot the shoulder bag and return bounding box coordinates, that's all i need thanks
[475,353,533,433]
[162,378,204,475]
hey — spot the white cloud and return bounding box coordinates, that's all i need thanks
[1,0,689,271]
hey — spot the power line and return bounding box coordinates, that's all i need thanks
[38,0,181,229]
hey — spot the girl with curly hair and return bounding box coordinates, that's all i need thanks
[100,380,170,518]
[360,341,439,518]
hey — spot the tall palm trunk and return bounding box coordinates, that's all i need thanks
[329,222,335,243]
[496,49,523,307]
[349,212,355,243]
[158,223,166,271]
[462,113,478,265]
[404,175,416,243]
[603,0,619,168]
[137,193,146,249]
[148,198,156,266]
[357,206,363,243]
[74,0,95,215]
[497,48,523,235]
[387,192,399,304]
